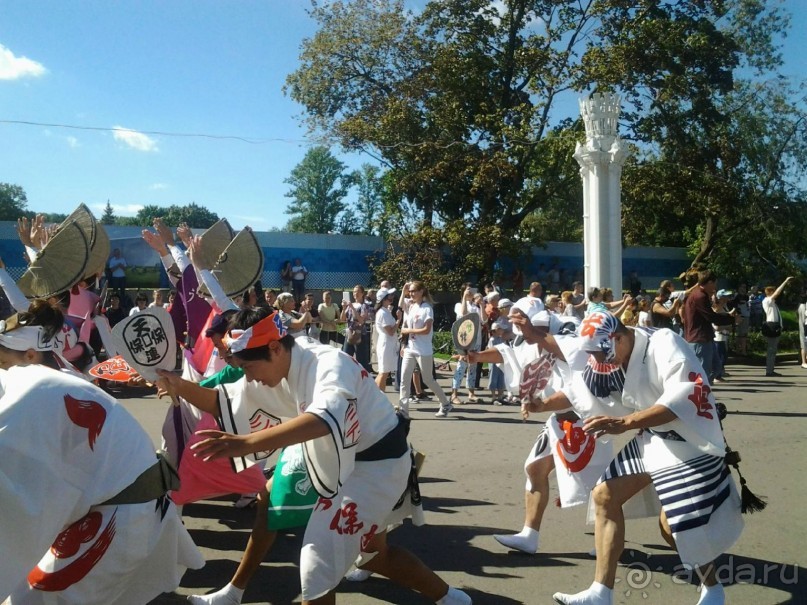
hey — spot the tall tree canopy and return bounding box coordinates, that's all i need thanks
[284,146,352,233]
[287,0,804,282]
[125,203,220,228]
[0,183,30,221]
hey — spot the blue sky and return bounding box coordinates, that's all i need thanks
[0,1,804,231]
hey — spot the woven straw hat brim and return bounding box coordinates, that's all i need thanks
[58,203,109,277]
[197,218,235,272]
[211,227,264,297]
[18,221,90,298]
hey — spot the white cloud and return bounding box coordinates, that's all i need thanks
[112,126,159,152]
[117,204,145,215]
[0,43,46,80]
[66,136,79,148]
[91,203,144,217]
[149,183,168,190]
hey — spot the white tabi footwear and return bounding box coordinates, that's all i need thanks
[344,568,373,582]
[493,530,539,554]
[696,583,725,605]
[552,582,613,605]
[436,586,472,604]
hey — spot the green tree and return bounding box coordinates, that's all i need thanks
[287,0,799,282]
[343,164,385,236]
[126,203,219,228]
[0,183,30,220]
[100,200,116,225]
[284,146,352,233]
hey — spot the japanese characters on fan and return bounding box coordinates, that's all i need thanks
[156,306,472,605]
[553,312,743,605]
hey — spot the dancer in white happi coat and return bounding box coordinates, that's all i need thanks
[471,310,616,555]
[553,312,743,605]
[158,307,471,605]
[0,312,202,604]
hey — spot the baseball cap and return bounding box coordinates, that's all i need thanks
[376,287,397,301]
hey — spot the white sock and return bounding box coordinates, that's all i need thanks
[187,583,245,605]
[493,526,539,553]
[696,583,725,605]
[437,586,472,605]
[552,581,613,605]
[589,583,611,600]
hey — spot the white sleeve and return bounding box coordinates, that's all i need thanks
[167,245,192,273]
[200,269,239,312]
[0,268,31,312]
[24,246,40,264]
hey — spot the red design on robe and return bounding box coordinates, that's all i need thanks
[28,511,117,591]
[64,394,107,450]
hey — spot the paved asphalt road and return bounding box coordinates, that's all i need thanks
[117,357,806,605]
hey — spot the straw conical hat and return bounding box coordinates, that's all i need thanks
[18,222,89,298]
[210,227,264,297]
[196,218,235,271]
[58,203,109,277]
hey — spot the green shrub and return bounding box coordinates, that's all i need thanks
[731,330,801,356]
[433,331,454,356]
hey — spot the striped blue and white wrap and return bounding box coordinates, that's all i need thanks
[601,430,743,567]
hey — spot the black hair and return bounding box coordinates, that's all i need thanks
[0,299,65,370]
[17,298,65,343]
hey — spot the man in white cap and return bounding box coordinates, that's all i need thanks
[552,311,744,605]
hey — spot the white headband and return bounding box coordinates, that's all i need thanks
[0,324,56,352]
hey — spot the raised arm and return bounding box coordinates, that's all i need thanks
[770,276,795,300]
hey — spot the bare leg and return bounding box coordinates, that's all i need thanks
[525,456,553,531]
[360,530,449,601]
[413,371,423,395]
[593,474,651,588]
[375,371,389,392]
[658,510,676,550]
[189,483,276,604]
[494,456,553,554]
[232,486,276,588]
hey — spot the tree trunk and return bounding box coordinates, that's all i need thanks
[690,215,717,268]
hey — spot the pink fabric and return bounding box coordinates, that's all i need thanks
[171,413,266,505]
[67,287,100,321]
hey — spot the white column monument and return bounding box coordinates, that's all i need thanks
[573,93,629,296]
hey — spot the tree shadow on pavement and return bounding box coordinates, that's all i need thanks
[615,549,806,604]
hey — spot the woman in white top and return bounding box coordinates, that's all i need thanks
[399,281,452,418]
[762,276,794,376]
[129,292,148,316]
[636,297,653,328]
[148,289,165,308]
[797,293,807,369]
[374,287,399,391]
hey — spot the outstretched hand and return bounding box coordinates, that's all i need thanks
[142,229,168,254]
[155,368,183,407]
[582,415,628,439]
[191,429,251,461]
[153,218,175,247]
[176,222,193,247]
